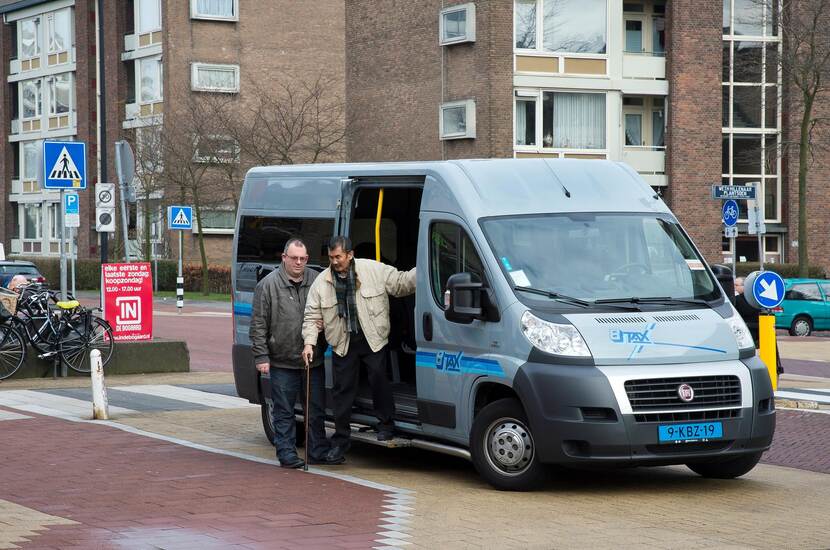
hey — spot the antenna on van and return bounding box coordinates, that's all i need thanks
[543,162,571,198]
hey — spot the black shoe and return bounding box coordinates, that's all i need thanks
[377,430,395,442]
[321,446,347,464]
[278,454,305,469]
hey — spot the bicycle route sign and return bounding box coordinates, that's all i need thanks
[722,199,739,227]
[101,263,153,341]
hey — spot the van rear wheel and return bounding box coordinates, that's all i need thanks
[470,398,546,491]
[686,451,763,479]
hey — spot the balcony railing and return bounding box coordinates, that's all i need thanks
[623,53,666,79]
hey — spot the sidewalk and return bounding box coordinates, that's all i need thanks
[0,407,397,550]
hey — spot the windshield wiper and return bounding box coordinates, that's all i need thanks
[514,286,591,308]
[595,296,709,307]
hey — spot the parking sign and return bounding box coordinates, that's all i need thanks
[64,192,80,228]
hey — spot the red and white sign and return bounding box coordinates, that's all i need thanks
[102,262,153,341]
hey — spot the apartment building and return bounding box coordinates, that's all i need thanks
[0,0,344,262]
[344,0,830,274]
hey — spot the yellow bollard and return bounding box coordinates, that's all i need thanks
[758,314,777,391]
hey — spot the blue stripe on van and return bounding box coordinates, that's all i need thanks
[233,303,252,316]
[416,351,504,377]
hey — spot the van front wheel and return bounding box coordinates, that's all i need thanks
[470,398,546,491]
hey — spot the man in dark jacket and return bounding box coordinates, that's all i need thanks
[250,238,332,468]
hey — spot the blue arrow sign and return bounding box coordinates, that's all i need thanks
[722,199,739,227]
[43,141,86,189]
[168,206,193,230]
[752,271,785,310]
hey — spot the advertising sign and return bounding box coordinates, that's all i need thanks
[102,263,153,341]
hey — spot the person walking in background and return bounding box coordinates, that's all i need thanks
[302,236,416,465]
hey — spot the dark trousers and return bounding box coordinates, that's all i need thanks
[270,366,330,461]
[331,335,394,448]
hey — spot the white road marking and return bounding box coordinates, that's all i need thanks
[0,390,135,419]
[154,311,231,317]
[0,409,31,421]
[776,389,830,404]
[113,385,256,409]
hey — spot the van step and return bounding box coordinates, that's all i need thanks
[349,425,413,449]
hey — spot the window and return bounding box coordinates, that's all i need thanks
[542,92,606,149]
[515,0,537,48]
[440,3,476,45]
[543,0,606,54]
[20,17,41,59]
[786,283,822,302]
[625,114,642,146]
[193,135,240,163]
[22,141,40,182]
[196,209,236,233]
[47,9,71,54]
[48,73,72,115]
[235,216,334,283]
[21,79,42,119]
[49,203,59,240]
[515,93,536,146]
[191,0,238,21]
[23,204,42,240]
[137,0,161,33]
[440,99,476,140]
[625,20,643,53]
[820,284,830,300]
[191,63,240,93]
[429,222,486,307]
[139,57,162,103]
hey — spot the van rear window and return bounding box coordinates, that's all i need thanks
[236,216,334,268]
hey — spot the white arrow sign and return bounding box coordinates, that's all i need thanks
[758,279,779,302]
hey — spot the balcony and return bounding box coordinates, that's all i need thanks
[622,53,666,80]
[623,147,666,186]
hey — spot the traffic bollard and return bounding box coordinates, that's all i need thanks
[758,314,778,391]
[90,349,110,420]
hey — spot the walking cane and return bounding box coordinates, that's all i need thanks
[303,356,311,472]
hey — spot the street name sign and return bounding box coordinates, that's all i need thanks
[711,185,757,200]
[43,141,87,189]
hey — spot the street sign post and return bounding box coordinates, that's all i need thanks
[64,192,79,297]
[114,141,135,261]
[167,206,193,313]
[44,141,87,301]
[722,199,739,274]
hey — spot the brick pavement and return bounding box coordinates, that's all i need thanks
[0,408,388,549]
[762,409,830,474]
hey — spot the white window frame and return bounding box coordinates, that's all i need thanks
[192,207,236,235]
[22,203,43,241]
[46,8,72,55]
[191,62,240,93]
[439,3,476,45]
[513,0,609,58]
[190,0,239,22]
[21,140,41,183]
[138,56,163,104]
[18,16,42,60]
[136,0,162,34]
[47,73,73,115]
[440,99,476,140]
[20,78,43,121]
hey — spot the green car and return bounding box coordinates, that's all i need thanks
[774,278,830,336]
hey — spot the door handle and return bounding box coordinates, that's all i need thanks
[423,312,433,341]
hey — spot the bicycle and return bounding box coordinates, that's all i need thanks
[9,284,114,374]
[0,311,26,380]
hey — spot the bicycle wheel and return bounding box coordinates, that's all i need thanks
[59,316,114,374]
[0,325,26,380]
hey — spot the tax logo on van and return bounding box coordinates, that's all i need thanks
[435,351,463,373]
[609,323,655,345]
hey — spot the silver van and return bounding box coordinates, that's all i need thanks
[231,159,775,490]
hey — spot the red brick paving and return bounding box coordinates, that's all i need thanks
[0,409,386,549]
[761,409,830,475]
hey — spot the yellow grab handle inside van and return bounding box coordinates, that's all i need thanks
[375,188,384,262]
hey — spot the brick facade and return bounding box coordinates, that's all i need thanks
[664,0,724,264]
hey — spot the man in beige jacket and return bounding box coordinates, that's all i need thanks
[302,236,416,464]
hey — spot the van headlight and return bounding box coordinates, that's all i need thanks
[521,311,591,357]
[729,315,755,349]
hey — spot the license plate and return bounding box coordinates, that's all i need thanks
[658,421,723,442]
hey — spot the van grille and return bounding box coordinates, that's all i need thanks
[624,375,741,412]
[633,408,741,423]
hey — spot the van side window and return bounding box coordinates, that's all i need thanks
[235,216,333,291]
[786,283,822,302]
[430,222,485,306]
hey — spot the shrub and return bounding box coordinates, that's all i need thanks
[728,262,826,279]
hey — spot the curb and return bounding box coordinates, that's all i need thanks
[774,397,830,411]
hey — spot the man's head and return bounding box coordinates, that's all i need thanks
[328,236,354,274]
[735,277,745,295]
[281,238,308,280]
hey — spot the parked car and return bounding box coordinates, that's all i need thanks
[0,260,46,288]
[774,278,830,336]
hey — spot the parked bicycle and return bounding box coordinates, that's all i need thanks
[0,284,114,379]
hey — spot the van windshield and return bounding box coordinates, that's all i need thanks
[480,213,721,304]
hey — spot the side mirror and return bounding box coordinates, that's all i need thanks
[444,273,499,324]
[711,264,735,303]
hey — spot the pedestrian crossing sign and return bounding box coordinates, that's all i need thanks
[43,141,87,189]
[168,205,193,230]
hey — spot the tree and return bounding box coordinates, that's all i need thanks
[751,0,830,275]
[128,121,167,261]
